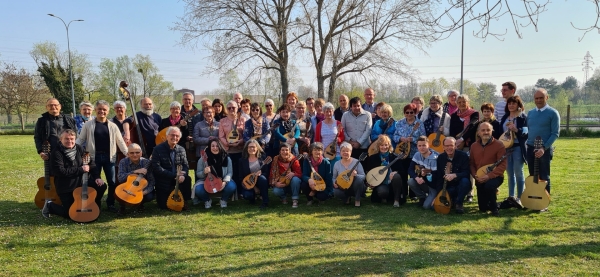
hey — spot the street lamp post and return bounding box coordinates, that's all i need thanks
[48,14,83,115]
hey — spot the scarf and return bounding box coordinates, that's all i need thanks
[379,152,391,185]
[378,118,393,135]
[457,108,476,128]
[206,148,228,178]
[282,118,294,133]
[252,117,263,136]
[169,115,181,126]
[423,108,441,135]
[81,115,90,121]
[310,156,323,170]
[60,144,77,162]
[316,113,325,124]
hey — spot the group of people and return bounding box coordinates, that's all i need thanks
[34,81,560,221]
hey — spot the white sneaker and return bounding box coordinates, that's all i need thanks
[220,200,227,208]
[204,199,212,209]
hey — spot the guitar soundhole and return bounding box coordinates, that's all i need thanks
[76,209,94,213]
[171,195,182,202]
[432,140,440,147]
[439,196,449,206]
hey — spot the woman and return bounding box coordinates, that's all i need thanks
[500,95,528,204]
[314,102,344,170]
[270,143,302,208]
[218,100,247,187]
[287,92,299,119]
[295,101,312,154]
[272,104,300,154]
[159,101,189,148]
[333,142,365,207]
[212,99,226,121]
[363,135,404,206]
[111,101,132,142]
[300,142,333,205]
[370,103,396,149]
[393,103,426,203]
[243,103,271,148]
[480,103,502,139]
[449,94,479,203]
[194,139,237,208]
[193,106,220,155]
[310,98,325,128]
[373,102,386,123]
[74,101,94,134]
[239,99,251,120]
[238,140,270,208]
[443,90,459,115]
[420,95,450,138]
[263,99,277,157]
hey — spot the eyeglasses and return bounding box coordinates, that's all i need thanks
[252,109,260,112]
[404,111,414,115]
[47,104,60,107]
[128,151,141,154]
[227,107,236,110]
[265,104,272,107]
[429,102,440,105]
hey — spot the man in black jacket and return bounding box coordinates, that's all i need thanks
[34,98,77,169]
[151,127,192,210]
[433,137,471,214]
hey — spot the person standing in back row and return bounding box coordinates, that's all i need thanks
[342,97,372,160]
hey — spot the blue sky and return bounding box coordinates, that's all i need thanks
[1,0,599,95]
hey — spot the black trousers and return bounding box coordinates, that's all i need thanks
[475,176,504,212]
[156,176,192,209]
[370,174,405,203]
[48,182,107,220]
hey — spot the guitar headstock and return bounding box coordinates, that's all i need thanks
[445,161,452,174]
[42,141,51,155]
[534,136,543,149]
[82,152,90,165]
[263,156,273,165]
[358,152,368,161]
[413,122,420,130]
[270,123,280,131]
[118,81,131,101]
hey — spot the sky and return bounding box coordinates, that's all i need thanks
[1,0,599,96]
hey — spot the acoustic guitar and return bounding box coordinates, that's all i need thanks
[433,162,452,214]
[114,161,150,205]
[34,141,61,208]
[365,153,404,187]
[324,123,342,160]
[227,115,241,144]
[201,150,225,194]
[336,153,367,189]
[455,119,480,150]
[242,157,273,189]
[155,109,199,145]
[307,157,326,191]
[119,81,147,158]
[521,136,551,210]
[167,164,185,212]
[394,122,421,156]
[476,149,513,178]
[368,118,394,156]
[428,111,447,153]
[69,152,100,223]
[277,154,307,186]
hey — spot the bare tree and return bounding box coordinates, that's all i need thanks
[0,62,48,128]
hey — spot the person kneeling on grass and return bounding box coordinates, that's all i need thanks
[193,138,236,209]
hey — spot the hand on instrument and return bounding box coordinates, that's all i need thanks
[40,153,49,161]
[255,170,262,176]
[444,173,456,182]
[180,120,187,127]
[415,177,424,185]
[333,183,339,189]
[134,168,147,175]
[308,179,316,188]
[286,172,295,180]
[534,148,545,158]
[82,165,90,172]
[204,167,211,174]
[178,175,185,183]
[455,138,464,146]
[389,171,397,179]
[475,174,489,184]
[351,170,357,177]
[95,179,104,186]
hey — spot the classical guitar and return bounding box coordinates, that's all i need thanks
[368,118,394,156]
[242,157,273,189]
[167,164,185,212]
[307,157,326,191]
[433,162,452,214]
[227,114,241,144]
[455,119,480,150]
[428,111,447,153]
[521,136,551,210]
[277,154,307,186]
[34,141,61,208]
[69,152,100,223]
[336,152,367,189]
[476,149,513,178]
[155,109,199,145]
[365,153,404,187]
[119,81,147,158]
[394,122,421,156]
[201,150,225,194]
[324,123,342,160]
[114,161,150,205]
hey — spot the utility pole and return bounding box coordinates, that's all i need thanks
[582,51,594,101]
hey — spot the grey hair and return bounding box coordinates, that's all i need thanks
[227,100,238,108]
[170,101,182,109]
[113,100,126,109]
[447,90,460,97]
[95,100,110,109]
[322,102,335,112]
[340,141,352,151]
[182,91,194,98]
[443,136,456,145]
[79,101,93,109]
[128,143,141,151]
[166,126,181,136]
[457,94,470,103]
[310,142,325,153]
[265,99,275,106]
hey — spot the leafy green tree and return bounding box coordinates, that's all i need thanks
[36,61,84,115]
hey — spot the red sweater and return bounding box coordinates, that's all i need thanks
[315,120,345,145]
[269,155,302,184]
[469,138,507,180]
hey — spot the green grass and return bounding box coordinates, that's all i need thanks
[1,136,599,276]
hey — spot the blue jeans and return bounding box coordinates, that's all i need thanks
[273,176,301,200]
[94,153,116,207]
[239,175,269,205]
[526,145,553,194]
[507,145,525,198]
[446,177,471,206]
[328,156,341,176]
[424,187,437,210]
[194,180,237,203]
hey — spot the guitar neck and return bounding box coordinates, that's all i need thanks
[44,159,51,185]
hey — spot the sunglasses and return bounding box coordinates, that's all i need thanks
[128,151,141,154]
[404,111,414,115]
[252,109,260,112]
[265,104,272,107]
[227,107,236,110]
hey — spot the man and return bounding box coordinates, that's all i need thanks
[34,98,77,169]
[362,88,377,122]
[233,92,243,107]
[443,90,459,115]
[74,101,94,134]
[433,137,471,214]
[181,93,205,172]
[42,129,106,219]
[128,97,161,157]
[470,122,507,216]
[407,136,438,209]
[239,98,252,120]
[306,97,316,119]
[151,127,192,210]
[526,88,559,209]
[411,96,425,119]
[117,143,155,213]
[334,94,350,121]
[77,100,128,213]
[494,81,516,121]
[341,97,372,159]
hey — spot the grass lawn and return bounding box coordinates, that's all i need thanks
[1,136,599,276]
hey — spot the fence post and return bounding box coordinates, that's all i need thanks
[566,104,570,132]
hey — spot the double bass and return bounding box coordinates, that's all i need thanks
[119,81,147,158]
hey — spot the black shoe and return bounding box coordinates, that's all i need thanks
[507,196,523,209]
[117,206,126,216]
[259,203,268,209]
[418,198,426,207]
[491,210,500,217]
[107,205,119,213]
[455,204,464,214]
[466,196,473,203]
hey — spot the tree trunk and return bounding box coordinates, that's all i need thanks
[6,112,12,125]
[316,67,325,99]
[19,113,24,131]
[327,73,337,103]
[280,65,289,106]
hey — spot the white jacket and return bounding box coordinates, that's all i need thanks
[76,119,128,163]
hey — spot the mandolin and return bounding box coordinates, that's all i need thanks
[428,111,447,153]
[167,164,185,212]
[119,81,147,158]
[521,136,551,210]
[433,162,452,214]
[34,141,61,208]
[69,152,100,223]
[336,153,367,189]
[324,123,342,160]
[307,157,326,191]
[455,119,480,150]
[155,109,199,145]
[242,157,272,189]
[277,154,307,186]
[283,120,301,140]
[296,119,311,154]
[227,114,241,144]
[201,150,225,194]
[368,118,394,156]
[365,153,404,187]
[114,161,150,205]
[252,123,280,142]
[394,122,421,156]
[476,149,513,178]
